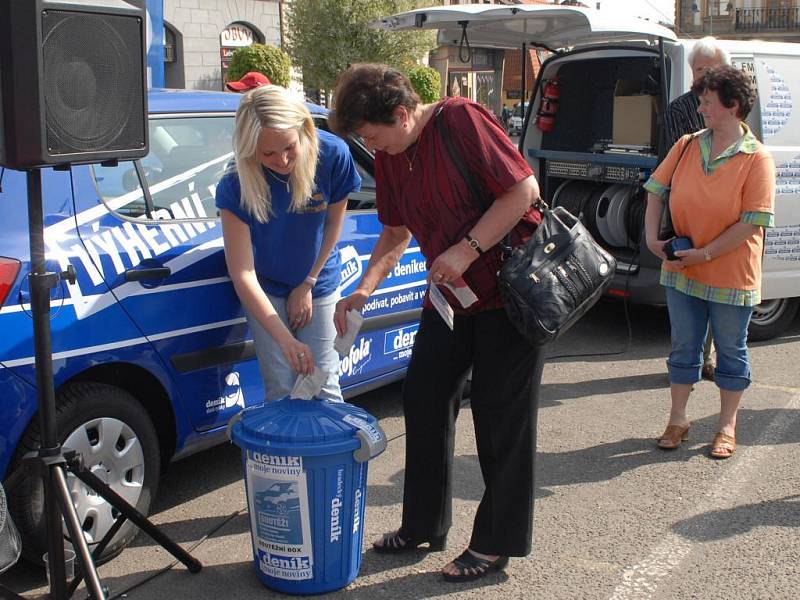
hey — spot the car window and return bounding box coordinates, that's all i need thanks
[92,115,234,221]
[354,153,375,190]
[312,114,377,210]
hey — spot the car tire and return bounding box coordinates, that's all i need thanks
[8,382,161,565]
[748,297,799,342]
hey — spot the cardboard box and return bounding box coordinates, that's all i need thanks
[612,81,657,147]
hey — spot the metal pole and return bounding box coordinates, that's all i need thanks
[52,467,106,600]
[657,36,669,160]
[521,42,527,121]
[26,169,67,600]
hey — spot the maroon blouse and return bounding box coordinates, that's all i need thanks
[375,97,541,314]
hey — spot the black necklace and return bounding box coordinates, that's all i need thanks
[266,168,290,192]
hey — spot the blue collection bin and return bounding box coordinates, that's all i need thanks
[229,398,386,595]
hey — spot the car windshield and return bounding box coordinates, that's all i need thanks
[92,115,235,220]
[513,103,528,118]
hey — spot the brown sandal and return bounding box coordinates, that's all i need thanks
[657,423,690,449]
[710,431,736,459]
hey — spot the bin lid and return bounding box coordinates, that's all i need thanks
[229,398,385,459]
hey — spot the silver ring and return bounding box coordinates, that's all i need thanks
[297,352,305,359]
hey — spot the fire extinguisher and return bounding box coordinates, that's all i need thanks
[535,76,560,132]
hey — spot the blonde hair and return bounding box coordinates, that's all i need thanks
[232,85,319,223]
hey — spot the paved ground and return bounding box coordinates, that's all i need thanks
[3,299,799,599]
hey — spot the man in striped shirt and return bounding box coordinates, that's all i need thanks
[660,37,730,156]
[659,37,729,381]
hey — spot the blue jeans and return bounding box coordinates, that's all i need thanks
[247,290,343,402]
[665,286,753,392]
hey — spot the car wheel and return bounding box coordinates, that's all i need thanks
[8,382,161,565]
[748,297,799,342]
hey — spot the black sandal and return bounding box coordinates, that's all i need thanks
[442,549,509,582]
[372,529,447,554]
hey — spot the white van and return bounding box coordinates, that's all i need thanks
[378,4,800,340]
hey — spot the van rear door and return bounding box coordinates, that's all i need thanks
[375,4,676,50]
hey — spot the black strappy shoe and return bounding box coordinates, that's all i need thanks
[442,549,509,582]
[372,529,447,554]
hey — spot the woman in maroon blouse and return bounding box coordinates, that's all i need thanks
[331,64,545,582]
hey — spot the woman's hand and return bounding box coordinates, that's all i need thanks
[672,248,706,268]
[646,238,668,261]
[335,290,369,336]
[277,332,315,375]
[428,240,477,285]
[287,283,313,330]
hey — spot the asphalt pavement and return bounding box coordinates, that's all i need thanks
[3,299,799,599]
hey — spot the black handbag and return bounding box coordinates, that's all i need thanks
[497,202,616,346]
[436,108,616,347]
[658,134,696,241]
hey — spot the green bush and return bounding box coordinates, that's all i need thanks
[227,44,292,88]
[408,66,441,104]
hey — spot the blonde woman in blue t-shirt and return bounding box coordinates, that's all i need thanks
[215,86,361,401]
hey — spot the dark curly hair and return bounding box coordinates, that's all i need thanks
[691,65,757,120]
[330,64,420,136]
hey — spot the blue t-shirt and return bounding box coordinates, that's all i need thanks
[215,129,361,298]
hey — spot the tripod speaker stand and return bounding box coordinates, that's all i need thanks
[3,170,203,600]
[1,3,202,597]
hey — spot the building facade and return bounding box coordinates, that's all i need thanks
[158,0,551,104]
[676,0,800,41]
[162,0,282,90]
[431,0,551,117]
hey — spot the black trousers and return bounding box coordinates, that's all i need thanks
[400,308,545,557]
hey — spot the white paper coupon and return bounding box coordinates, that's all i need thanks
[429,284,454,330]
[290,366,327,400]
[442,277,478,308]
[334,309,364,356]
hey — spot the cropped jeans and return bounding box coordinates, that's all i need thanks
[665,286,753,392]
[247,289,342,402]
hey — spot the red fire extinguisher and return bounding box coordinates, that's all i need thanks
[535,76,560,132]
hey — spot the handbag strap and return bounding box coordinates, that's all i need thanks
[665,133,697,190]
[433,102,543,251]
[433,102,491,210]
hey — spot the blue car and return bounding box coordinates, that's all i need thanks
[0,89,426,561]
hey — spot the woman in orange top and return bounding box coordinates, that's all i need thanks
[644,66,775,459]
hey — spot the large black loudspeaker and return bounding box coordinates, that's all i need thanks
[0,0,149,169]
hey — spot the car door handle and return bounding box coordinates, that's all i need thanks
[124,267,171,282]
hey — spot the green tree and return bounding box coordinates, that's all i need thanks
[287,0,438,92]
[227,44,292,87]
[408,65,440,103]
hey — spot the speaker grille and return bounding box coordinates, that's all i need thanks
[42,10,145,156]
